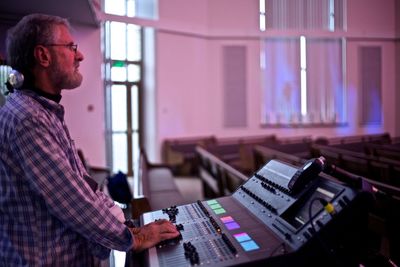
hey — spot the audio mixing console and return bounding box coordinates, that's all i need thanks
[140,158,373,267]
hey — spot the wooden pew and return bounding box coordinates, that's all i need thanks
[161,136,216,175]
[130,149,186,219]
[196,146,248,198]
[206,135,278,175]
[253,145,305,171]
[77,149,110,191]
[323,132,391,145]
[340,154,369,178]
[312,144,400,188]
[366,143,400,161]
[260,140,313,159]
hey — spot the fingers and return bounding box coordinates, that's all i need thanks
[152,220,180,236]
[159,231,180,241]
[153,219,169,225]
[159,224,180,240]
[158,220,180,233]
[130,220,181,252]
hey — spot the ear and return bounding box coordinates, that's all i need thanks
[33,45,51,67]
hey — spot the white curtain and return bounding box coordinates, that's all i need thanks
[306,38,344,124]
[262,38,300,124]
[261,37,345,125]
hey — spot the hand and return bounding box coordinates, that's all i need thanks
[130,219,180,252]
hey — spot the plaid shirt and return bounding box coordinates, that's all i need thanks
[0,90,133,266]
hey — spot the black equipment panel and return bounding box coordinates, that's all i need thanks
[140,159,372,267]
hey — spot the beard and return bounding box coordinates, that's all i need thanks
[49,57,83,90]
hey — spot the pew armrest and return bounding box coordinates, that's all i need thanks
[130,197,152,220]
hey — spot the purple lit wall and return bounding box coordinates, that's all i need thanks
[2,0,396,164]
[150,0,399,160]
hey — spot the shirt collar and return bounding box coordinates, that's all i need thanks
[34,87,62,103]
[16,89,65,119]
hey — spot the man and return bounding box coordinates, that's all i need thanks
[0,14,179,266]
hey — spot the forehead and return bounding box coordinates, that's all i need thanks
[53,24,74,43]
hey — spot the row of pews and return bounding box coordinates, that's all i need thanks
[317,134,400,187]
[162,134,312,176]
[162,132,400,196]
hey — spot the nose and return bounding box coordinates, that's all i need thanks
[75,49,84,62]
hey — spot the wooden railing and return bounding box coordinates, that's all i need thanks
[196,146,248,198]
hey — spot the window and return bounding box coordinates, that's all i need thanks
[0,64,11,107]
[104,0,158,19]
[259,0,346,31]
[103,21,142,176]
[259,0,346,126]
[259,0,266,31]
[261,37,345,126]
[103,0,158,176]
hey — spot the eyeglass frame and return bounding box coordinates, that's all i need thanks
[40,43,78,53]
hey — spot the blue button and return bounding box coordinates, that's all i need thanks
[240,240,260,251]
[234,232,251,242]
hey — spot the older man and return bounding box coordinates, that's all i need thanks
[0,14,179,266]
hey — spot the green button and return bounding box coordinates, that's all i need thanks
[207,200,218,205]
[210,203,222,210]
[214,208,226,214]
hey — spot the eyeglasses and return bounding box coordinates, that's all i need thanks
[43,43,78,53]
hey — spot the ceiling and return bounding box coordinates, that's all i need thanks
[0,0,99,27]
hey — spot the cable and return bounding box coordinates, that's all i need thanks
[319,198,336,216]
[308,197,343,267]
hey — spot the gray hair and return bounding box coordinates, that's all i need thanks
[6,14,70,87]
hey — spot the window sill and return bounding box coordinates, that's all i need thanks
[260,122,348,128]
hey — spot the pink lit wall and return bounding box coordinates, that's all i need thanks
[347,0,396,38]
[62,24,105,166]
[152,0,399,160]
[58,0,399,163]
[156,32,211,137]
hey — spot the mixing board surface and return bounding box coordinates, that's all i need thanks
[140,159,372,267]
